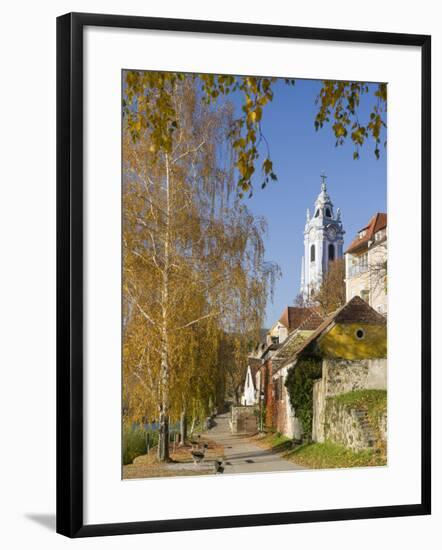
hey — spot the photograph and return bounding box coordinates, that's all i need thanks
[121,70,388,480]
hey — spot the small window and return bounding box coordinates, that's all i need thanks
[325,207,331,217]
[315,209,320,218]
[328,243,335,262]
[310,244,316,262]
[355,328,365,340]
[359,253,368,268]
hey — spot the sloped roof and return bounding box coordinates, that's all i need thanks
[279,306,318,332]
[282,296,386,367]
[271,311,324,373]
[297,310,324,331]
[345,212,387,254]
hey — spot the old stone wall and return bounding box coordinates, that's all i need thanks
[312,378,326,442]
[324,399,387,451]
[311,358,387,448]
[324,358,387,397]
[230,406,257,434]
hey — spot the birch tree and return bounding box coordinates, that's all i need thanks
[123,78,277,461]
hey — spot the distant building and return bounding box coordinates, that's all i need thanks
[242,305,317,407]
[345,213,387,316]
[270,311,324,438]
[300,175,345,300]
[266,306,317,345]
[241,361,260,406]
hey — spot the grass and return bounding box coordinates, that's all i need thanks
[332,389,387,420]
[331,389,387,457]
[285,441,386,469]
[122,424,159,465]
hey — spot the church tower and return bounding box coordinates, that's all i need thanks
[300,174,345,300]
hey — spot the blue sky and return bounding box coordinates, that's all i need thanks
[235,79,387,327]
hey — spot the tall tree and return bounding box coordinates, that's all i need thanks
[123,78,277,461]
[313,258,346,316]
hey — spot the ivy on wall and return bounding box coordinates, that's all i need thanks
[285,358,322,439]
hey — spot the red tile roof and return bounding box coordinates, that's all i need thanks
[297,311,324,331]
[279,306,318,332]
[345,212,387,255]
[271,311,324,373]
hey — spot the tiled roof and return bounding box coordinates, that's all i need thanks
[297,310,324,331]
[282,296,386,367]
[279,306,318,332]
[345,212,387,254]
[333,296,386,325]
[271,312,324,373]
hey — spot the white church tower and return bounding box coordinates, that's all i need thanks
[300,174,345,300]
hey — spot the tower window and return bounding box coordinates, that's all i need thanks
[310,244,315,262]
[328,243,335,262]
[325,207,331,217]
[314,209,320,218]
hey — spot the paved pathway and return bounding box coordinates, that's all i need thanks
[206,413,306,474]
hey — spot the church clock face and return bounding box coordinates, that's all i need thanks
[327,226,337,240]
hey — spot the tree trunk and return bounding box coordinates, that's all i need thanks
[158,153,171,462]
[189,416,196,438]
[157,411,169,461]
[179,409,187,446]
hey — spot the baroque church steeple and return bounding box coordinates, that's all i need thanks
[300,174,345,300]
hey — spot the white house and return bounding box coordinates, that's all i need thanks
[241,364,259,406]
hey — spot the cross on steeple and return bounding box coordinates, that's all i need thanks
[320,171,327,191]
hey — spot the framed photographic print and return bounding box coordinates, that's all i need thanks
[56,12,431,537]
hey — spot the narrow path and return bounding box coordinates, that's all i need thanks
[207,412,306,474]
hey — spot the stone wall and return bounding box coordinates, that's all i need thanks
[312,358,387,447]
[312,378,326,442]
[230,406,257,434]
[324,358,387,397]
[324,398,387,451]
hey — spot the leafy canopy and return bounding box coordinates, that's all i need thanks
[124,72,387,196]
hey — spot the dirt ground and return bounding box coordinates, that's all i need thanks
[122,436,225,479]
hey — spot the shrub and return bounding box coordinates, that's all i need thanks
[285,357,322,439]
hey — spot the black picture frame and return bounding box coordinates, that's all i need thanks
[56,12,431,538]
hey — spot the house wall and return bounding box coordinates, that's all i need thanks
[345,241,387,316]
[312,378,326,442]
[324,358,387,396]
[273,367,303,439]
[242,366,257,406]
[264,360,274,429]
[368,242,388,315]
[318,323,387,360]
